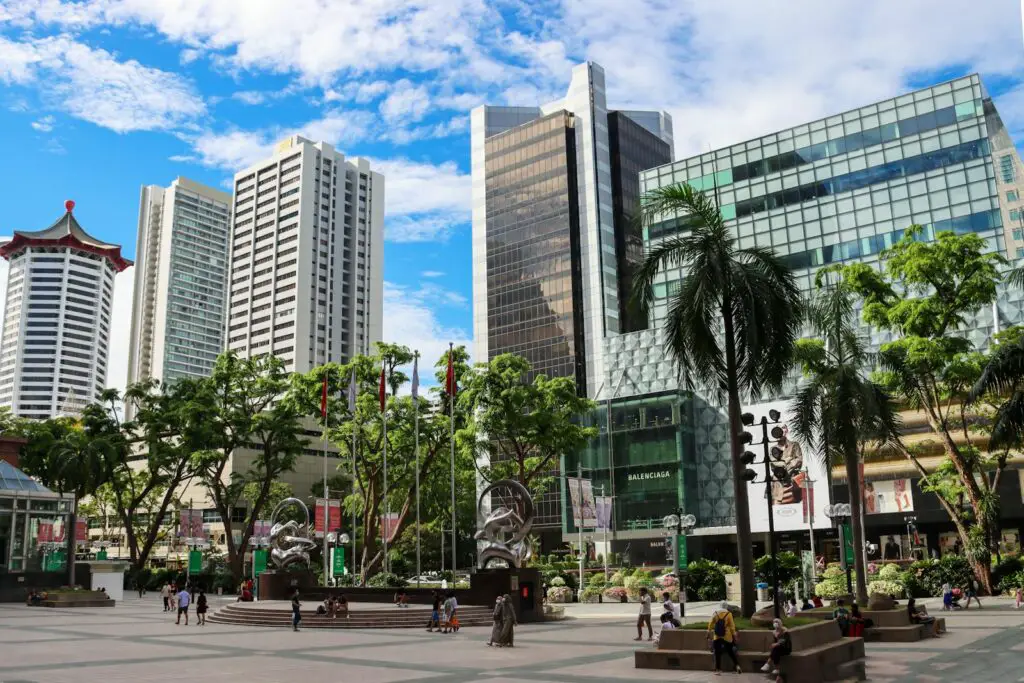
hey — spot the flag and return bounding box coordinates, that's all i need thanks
[347,368,357,413]
[379,366,387,411]
[445,344,457,397]
[411,354,419,403]
[320,372,329,418]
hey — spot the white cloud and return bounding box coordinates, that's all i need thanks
[421,270,445,278]
[231,90,266,105]
[383,280,471,380]
[380,78,430,122]
[372,158,471,242]
[0,34,206,133]
[30,114,55,131]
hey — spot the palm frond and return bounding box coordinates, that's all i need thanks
[969,334,1024,401]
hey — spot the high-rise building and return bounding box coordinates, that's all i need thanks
[226,136,383,372]
[126,177,231,407]
[576,73,1024,566]
[0,201,132,419]
[470,62,673,541]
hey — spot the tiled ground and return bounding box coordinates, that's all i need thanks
[0,595,1022,682]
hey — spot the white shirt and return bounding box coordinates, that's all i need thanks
[160,585,170,597]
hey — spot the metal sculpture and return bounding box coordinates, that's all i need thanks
[475,479,534,569]
[269,497,318,570]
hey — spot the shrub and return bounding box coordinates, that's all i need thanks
[998,569,1024,594]
[815,564,848,599]
[602,586,628,602]
[580,587,601,603]
[624,573,655,600]
[754,552,801,588]
[609,571,625,587]
[878,563,902,580]
[903,556,974,596]
[621,567,636,578]
[867,579,904,598]
[900,572,929,598]
[550,576,566,588]
[547,586,573,603]
[658,573,679,589]
[993,557,1024,594]
[587,573,607,589]
[367,572,407,588]
[684,559,728,602]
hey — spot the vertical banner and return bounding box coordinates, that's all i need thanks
[566,477,597,528]
[595,496,613,531]
[332,546,346,576]
[75,518,88,543]
[253,549,268,577]
[675,534,688,568]
[188,549,203,573]
[315,499,342,536]
[379,513,399,542]
[180,509,204,538]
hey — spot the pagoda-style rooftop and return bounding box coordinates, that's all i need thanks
[0,200,132,272]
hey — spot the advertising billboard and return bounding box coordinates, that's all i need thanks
[566,477,597,528]
[862,479,913,514]
[743,399,831,533]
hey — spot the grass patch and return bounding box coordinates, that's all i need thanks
[682,616,819,630]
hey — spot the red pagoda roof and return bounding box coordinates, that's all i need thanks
[0,200,133,272]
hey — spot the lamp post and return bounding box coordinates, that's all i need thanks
[740,409,785,620]
[801,465,817,596]
[824,503,853,594]
[663,510,696,619]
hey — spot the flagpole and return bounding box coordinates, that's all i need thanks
[448,342,456,577]
[322,370,329,587]
[382,367,389,575]
[413,351,421,589]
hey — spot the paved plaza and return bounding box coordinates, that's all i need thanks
[1,595,1023,682]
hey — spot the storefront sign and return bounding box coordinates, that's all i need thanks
[627,470,672,482]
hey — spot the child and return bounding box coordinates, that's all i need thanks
[1015,586,1022,610]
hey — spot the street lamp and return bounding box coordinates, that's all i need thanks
[663,510,696,618]
[740,409,785,619]
[824,503,853,594]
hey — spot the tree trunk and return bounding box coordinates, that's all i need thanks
[844,443,868,604]
[66,504,77,587]
[722,307,756,617]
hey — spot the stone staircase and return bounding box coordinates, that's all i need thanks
[208,603,494,629]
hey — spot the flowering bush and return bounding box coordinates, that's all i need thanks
[609,572,626,587]
[550,576,566,587]
[547,586,573,603]
[658,574,679,589]
[580,587,602,603]
[867,563,879,576]
[587,573,607,589]
[602,586,628,602]
[868,580,904,598]
[878,563,902,580]
[624,574,655,600]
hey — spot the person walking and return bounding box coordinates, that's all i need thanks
[160,582,171,612]
[291,589,302,631]
[196,590,208,626]
[1015,586,1022,610]
[175,585,191,625]
[427,591,442,632]
[964,579,982,609]
[706,601,742,675]
[634,587,653,641]
[499,593,517,647]
[487,595,503,646]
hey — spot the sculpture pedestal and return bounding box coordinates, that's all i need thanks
[258,569,316,601]
[468,567,542,623]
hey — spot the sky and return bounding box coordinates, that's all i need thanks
[0,0,1022,395]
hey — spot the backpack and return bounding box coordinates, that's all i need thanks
[713,614,727,638]
[834,607,849,631]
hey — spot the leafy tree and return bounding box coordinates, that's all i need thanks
[459,353,597,498]
[835,227,1006,591]
[292,344,472,581]
[191,352,305,582]
[633,184,803,617]
[19,417,117,585]
[790,275,901,603]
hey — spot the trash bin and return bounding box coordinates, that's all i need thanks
[756,582,769,602]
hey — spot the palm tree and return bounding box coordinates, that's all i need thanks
[634,184,803,617]
[790,277,901,604]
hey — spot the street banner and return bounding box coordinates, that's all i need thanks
[253,520,271,539]
[379,512,399,542]
[675,534,688,568]
[75,517,88,542]
[315,498,342,536]
[332,546,346,576]
[595,496,613,531]
[253,549,268,577]
[566,477,597,528]
[741,399,831,533]
[188,549,203,573]
[179,509,204,538]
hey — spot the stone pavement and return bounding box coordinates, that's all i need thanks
[0,594,1022,682]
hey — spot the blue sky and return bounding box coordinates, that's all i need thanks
[0,0,1022,391]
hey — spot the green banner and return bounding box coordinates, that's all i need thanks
[675,535,688,569]
[332,546,345,575]
[253,549,268,577]
[188,549,203,574]
[96,549,107,560]
[44,550,66,572]
[841,522,854,565]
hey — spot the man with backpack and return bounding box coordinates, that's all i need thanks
[706,601,742,674]
[832,598,851,636]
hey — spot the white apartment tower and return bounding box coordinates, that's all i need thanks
[226,136,383,371]
[0,201,132,419]
[127,177,231,404]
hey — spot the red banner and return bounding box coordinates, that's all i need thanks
[315,498,342,535]
[76,518,88,542]
[379,512,399,542]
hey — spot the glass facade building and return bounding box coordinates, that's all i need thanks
[592,74,1024,561]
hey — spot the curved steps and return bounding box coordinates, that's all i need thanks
[208,603,494,629]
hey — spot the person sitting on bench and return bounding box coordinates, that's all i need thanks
[760,618,791,679]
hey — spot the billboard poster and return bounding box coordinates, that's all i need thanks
[1001,530,1020,555]
[862,479,913,514]
[743,399,831,533]
[315,499,342,536]
[595,496,613,531]
[179,509,204,538]
[566,477,597,528]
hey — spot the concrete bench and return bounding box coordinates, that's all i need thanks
[802,607,945,640]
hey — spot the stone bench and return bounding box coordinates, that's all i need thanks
[801,607,945,641]
[38,591,115,608]
[635,621,865,681]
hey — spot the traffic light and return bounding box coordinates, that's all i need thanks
[741,450,757,482]
[741,412,755,426]
[770,446,783,461]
